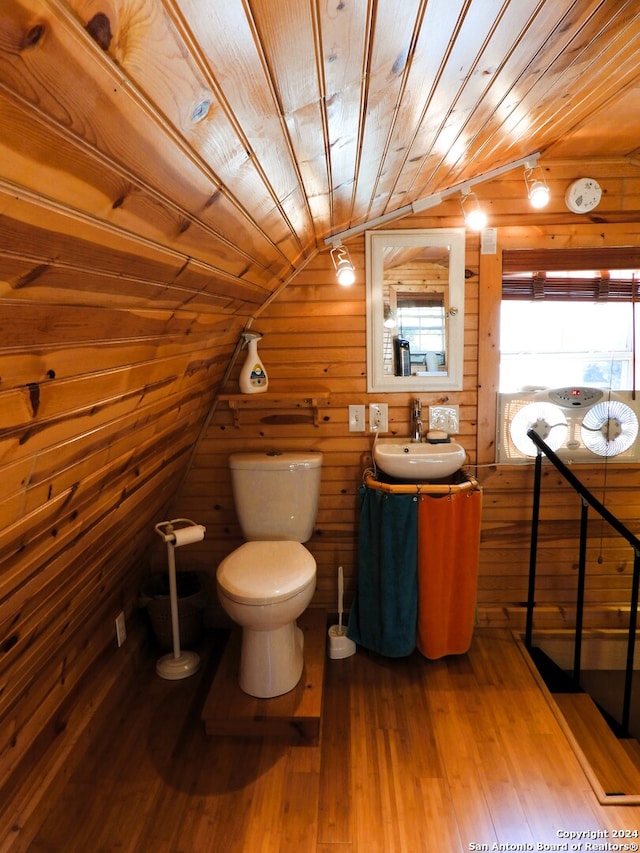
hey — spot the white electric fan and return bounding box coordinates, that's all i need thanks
[508,401,568,457]
[580,399,639,457]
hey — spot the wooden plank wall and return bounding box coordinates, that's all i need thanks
[478,221,640,630]
[2,164,640,841]
[0,204,252,833]
[172,213,480,617]
[173,212,640,633]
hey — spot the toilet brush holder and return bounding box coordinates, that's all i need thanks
[328,565,356,659]
[328,624,356,659]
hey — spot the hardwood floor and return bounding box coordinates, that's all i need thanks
[23,628,640,852]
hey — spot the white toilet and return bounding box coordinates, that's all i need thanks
[216,451,322,698]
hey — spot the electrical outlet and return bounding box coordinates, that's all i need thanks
[369,402,389,432]
[115,611,127,647]
[348,404,366,432]
[429,404,460,434]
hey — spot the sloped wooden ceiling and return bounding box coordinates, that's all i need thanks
[2,0,640,312]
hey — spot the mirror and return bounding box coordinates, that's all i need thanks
[365,228,465,392]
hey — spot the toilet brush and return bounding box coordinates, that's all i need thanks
[328,565,356,659]
[153,519,205,680]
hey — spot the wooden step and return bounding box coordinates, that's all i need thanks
[201,608,326,742]
[620,736,640,766]
[554,692,640,796]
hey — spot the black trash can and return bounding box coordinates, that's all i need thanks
[139,571,206,650]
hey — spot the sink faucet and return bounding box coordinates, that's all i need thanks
[411,399,423,443]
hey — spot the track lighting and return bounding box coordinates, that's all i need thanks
[523,161,550,208]
[383,306,397,328]
[324,152,544,247]
[460,190,487,231]
[330,243,356,286]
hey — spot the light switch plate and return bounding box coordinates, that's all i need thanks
[348,404,366,432]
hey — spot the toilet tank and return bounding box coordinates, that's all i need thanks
[229,451,322,542]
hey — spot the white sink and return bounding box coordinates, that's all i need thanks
[373,438,466,481]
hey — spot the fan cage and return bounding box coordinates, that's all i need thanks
[496,389,640,464]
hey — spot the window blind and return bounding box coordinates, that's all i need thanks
[502,247,640,301]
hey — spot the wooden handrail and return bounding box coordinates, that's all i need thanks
[525,428,640,737]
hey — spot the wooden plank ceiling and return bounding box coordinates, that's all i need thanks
[1,0,640,313]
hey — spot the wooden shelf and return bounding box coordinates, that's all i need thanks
[219,387,330,426]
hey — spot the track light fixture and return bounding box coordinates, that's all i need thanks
[523,161,550,209]
[330,243,356,286]
[460,190,487,231]
[383,306,397,328]
[324,152,544,247]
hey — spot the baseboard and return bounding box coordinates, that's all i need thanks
[477,604,640,630]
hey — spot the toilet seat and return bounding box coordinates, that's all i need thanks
[217,540,316,606]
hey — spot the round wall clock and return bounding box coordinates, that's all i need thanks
[564,178,602,214]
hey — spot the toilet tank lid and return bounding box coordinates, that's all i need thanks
[229,451,322,470]
[217,541,316,603]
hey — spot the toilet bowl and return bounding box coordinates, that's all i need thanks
[216,451,322,698]
[217,540,316,697]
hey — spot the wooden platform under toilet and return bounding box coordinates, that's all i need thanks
[201,608,326,742]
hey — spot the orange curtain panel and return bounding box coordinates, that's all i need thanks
[416,490,483,659]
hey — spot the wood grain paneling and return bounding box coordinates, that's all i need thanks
[174,216,640,638]
[172,219,480,616]
[476,223,640,630]
[2,0,640,837]
[0,194,253,825]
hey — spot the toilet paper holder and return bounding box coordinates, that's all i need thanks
[153,518,206,680]
[155,518,206,548]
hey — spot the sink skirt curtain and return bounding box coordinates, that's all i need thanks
[348,483,483,659]
[416,489,483,659]
[347,485,418,657]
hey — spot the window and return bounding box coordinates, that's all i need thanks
[499,249,640,393]
[396,294,445,365]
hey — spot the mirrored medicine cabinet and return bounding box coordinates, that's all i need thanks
[365,228,465,392]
